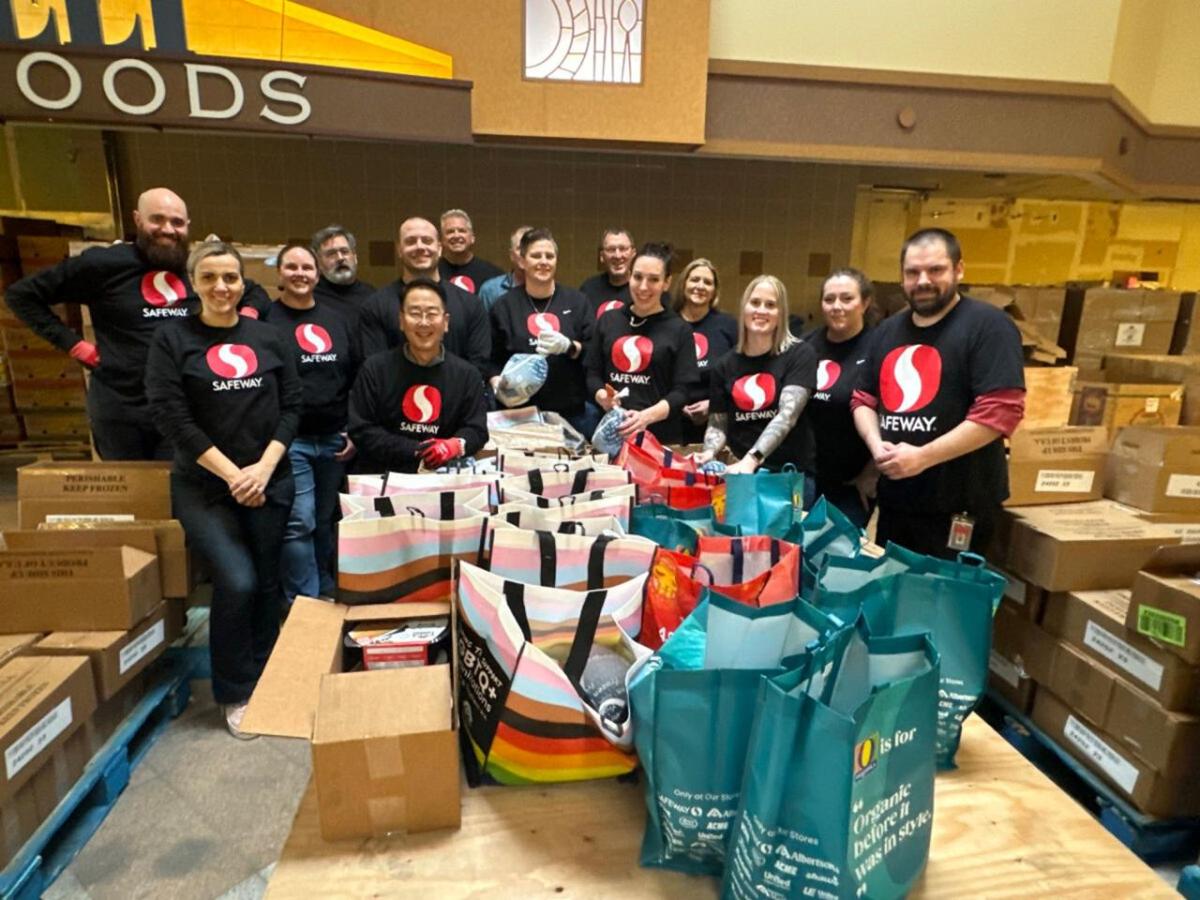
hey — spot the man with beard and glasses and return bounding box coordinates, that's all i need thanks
[7,187,199,459]
[311,224,374,329]
[851,228,1025,558]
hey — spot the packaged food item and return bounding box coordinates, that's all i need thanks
[344,620,450,669]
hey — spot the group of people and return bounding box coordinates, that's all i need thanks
[6,186,1026,738]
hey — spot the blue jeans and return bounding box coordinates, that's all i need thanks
[281,434,345,600]
[173,472,291,704]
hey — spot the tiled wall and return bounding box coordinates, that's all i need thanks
[113,133,860,324]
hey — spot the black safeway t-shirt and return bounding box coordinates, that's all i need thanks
[439,257,503,295]
[802,326,874,486]
[313,276,375,331]
[710,343,818,471]
[686,309,738,399]
[347,349,489,474]
[262,300,358,436]
[579,274,631,321]
[490,285,592,414]
[586,306,699,444]
[145,316,302,504]
[858,296,1025,513]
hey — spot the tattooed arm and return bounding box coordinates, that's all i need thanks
[729,385,811,474]
[692,412,728,464]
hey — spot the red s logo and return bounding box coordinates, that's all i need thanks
[449,275,476,293]
[879,345,942,413]
[295,323,333,354]
[402,385,442,423]
[611,336,653,373]
[141,271,187,308]
[817,359,841,391]
[526,313,561,336]
[596,300,624,319]
[693,333,709,360]
[206,344,258,379]
[731,374,777,411]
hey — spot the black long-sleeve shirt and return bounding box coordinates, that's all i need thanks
[145,316,302,503]
[348,347,488,474]
[313,276,375,331]
[489,284,591,414]
[585,305,699,444]
[262,300,358,435]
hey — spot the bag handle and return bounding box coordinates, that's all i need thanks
[406,507,426,518]
[731,538,744,584]
[506,511,520,525]
[586,534,616,589]
[375,496,397,517]
[502,581,533,641]
[562,589,608,684]
[440,491,454,520]
[553,462,570,472]
[558,520,584,535]
[379,471,390,496]
[535,530,557,586]
[528,469,545,495]
[570,468,592,495]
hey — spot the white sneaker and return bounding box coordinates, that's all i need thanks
[223,702,258,740]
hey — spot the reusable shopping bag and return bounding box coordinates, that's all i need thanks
[495,353,549,407]
[722,622,939,900]
[628,592,840,875]
[814,549,1000,768]
[498,466,630,502]
[784,497,863,594]
[495,452,611,476]
[496,493,633,533]
[336,511,488,605]
[629,503,741,554]
[456,560,649,784]
[488,528,656,590]
[618,430,697,472]
[721,465,805,537]
[339,487,489,521]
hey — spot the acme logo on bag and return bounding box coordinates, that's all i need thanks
[295,323,337,362]
[400,385,442,434]
[140,270,189,318]
[207,343,261,390]
[732,373,776,415]
[611,335,653,376]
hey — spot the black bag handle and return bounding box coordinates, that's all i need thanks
[378,472,390,496]
[502,581,533,641]
[406,507,426,518]
[587,534,616,589]
[528,469,545,495]
[440,491,454,520]
[731,538,744,584]
[570,468,592,495]
[771,539,781,566]
[506,511,520,525]
[374,496,397,517]
[562,589,608,685]
[536,530,557,586]
[558,520,584,535]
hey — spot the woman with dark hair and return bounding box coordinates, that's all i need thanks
[262,242,358,603]
[586,242,699,445]
[145,241,301,739]
[488,227,594,435]
[803,267,878,526]
[674,257,737,444]
[696,275,818,495]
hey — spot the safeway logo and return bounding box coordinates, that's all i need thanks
[402,385,442,424]
[596,300,624,319]
[880,344,942,413]
[693,333,709,360]
[295,323,332,354]
[611,336,652,373]
[450,275,476,293]
[141,271,187,307]
[526,313,560,336]
[732,373,777,412]
[817,359,841,392]
[206,343,258,379]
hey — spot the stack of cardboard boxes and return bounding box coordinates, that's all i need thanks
[0,461,191,866]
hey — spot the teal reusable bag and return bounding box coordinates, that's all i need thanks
[630,503,740,554]
[814,553,999,769]
[782,496,863,596]
[722,465,805,537]
[722,623,939,900]
[629,591,838,876]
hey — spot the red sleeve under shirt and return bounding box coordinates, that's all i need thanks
[851,387,1025,437]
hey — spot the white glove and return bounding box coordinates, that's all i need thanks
[536,330,571,356]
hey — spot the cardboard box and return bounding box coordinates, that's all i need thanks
[312,666,460,840]
[1060,288,1181,367]
[1128,544,1200,665]
[1104,353,1200,426]
[989,602,1056,713]
[6,519,189,598]
[0,547,161,633]
[1019,366,1077,430]
[1005,426,1108,507]
[0,725,90,869]
[1031,688,1200,818]
[30,604,169,701]
[0,633,41,667]
[1104,426,1200,514]
[1041,589,1200,712]
[0,654,97,807]
[17,461,171,527]
[996,568,1050,622]
[1069,371,1183,438]
[83,671,148,757]
[1000,502,1179,592]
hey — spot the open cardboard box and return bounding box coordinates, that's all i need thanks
[1128,543,1200,665]
[16,461,172,527]
[1005,426,1108,507]
[1105,426,1200,514]
[241,597,460,839]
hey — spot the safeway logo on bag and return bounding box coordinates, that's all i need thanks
[140,271,190,318]
[732,373,777,412]
[612,336,652,373]
[880,344,941,413]
[693,333,709,360]
[450,275,476,293]
[206,344,260,387]
[526,313,560,336]
[402,385,442,424]
[816,359,841,391]
[596,300,624,319]
[295,323,332,354]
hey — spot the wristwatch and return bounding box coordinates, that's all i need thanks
[749,449,765,463]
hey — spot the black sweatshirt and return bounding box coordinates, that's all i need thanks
[489,284,592,414]
[145,316,302,504]
[585,305,699,444]
[347,348,488,474]
[357,278,491,381]
[579,274,631,321]
[313,276,375,330]
[802,326,874,487]
[438,257,503,295]
[262,300,358,436]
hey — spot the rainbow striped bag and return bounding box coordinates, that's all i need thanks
[336,512,488,605]
[456,560,649,785]
[498,466,631,503]
[339,488,490,521]
[488,529,656,590]
[495,493,633,533]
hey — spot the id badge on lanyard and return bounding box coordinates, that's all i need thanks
[947,512,975,552]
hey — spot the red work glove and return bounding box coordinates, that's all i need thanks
[69,340,100,369]
[418,437,465,468]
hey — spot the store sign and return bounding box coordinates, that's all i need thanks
[0,0,469,140]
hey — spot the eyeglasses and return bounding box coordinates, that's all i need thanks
[321,247,353,259]
[405,309,445,323]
